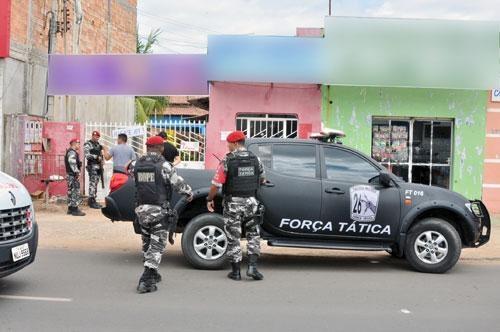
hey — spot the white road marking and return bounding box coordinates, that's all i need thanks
[400,309,411,314]
[0,295,72,302]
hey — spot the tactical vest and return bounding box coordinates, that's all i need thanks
[134,154,172,206]
[223,151,260,197]
[87,141,103,165]
[64,149,82,175]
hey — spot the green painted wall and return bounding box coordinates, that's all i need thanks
[322,86,488,199]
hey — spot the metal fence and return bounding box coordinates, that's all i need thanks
[85,120,206,200]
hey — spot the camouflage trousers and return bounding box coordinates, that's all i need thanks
[135,204,169,270]
[66,174,82,208]
[223,197,261,263]
[87,166,100,199]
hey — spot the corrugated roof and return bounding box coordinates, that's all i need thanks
[160,106,208,117]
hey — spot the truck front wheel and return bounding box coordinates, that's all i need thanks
[181,213,228,270]
[404,218,461,273]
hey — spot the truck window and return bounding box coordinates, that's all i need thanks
[272,144,316,178]
[248,143,272,168]
[324,147,379,183]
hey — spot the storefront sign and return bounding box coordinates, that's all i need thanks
[112,126,145,138]
[492,89,500,102]
[180,141,199,152]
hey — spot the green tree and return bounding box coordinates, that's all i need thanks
[135,28,168,123]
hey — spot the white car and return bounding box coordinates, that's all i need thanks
[0,171,38,278]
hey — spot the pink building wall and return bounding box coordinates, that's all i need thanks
[206,81,322,169]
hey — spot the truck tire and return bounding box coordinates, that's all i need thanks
[404,218,461,273]
[181,213,228,270]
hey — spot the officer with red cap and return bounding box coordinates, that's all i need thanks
[129,135,193,294]
[65,138,85,216]
[207,131,266,281]
[83,130,104,209]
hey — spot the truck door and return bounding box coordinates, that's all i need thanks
[320,146,401,240]
[248,143,322,238]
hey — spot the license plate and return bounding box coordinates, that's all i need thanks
[11,243,30,262]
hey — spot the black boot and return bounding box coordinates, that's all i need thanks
[137,267,158,294]
[67,206,72,215]
[247,254,264,280]
[70,206,86,216]
[227,262,241,281]
[88,198,102,209]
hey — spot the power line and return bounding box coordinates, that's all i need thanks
[137,8,222,34]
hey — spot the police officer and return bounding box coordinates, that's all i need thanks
[65,138,85,216]
[130,136,193,294]
[206,131,265,281]
[84,130,103,209]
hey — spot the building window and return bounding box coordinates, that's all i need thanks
[371,118,453,189]
[236,114,298,138]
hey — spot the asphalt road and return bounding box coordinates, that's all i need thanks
[1,248,499,332]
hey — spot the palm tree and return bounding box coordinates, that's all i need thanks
[135,28,168,123]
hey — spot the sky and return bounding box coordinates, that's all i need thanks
[137,0,500,54]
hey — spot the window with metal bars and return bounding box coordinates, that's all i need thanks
[236,114,298,139]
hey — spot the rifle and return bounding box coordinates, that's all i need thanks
[99,150,105,189]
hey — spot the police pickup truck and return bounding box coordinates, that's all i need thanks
[0,171,38,278]
[102,137,490,273]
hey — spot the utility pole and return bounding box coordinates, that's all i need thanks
[43,11,57,118]
[329,0,332,16]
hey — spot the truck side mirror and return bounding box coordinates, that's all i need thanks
[379,171,392,187]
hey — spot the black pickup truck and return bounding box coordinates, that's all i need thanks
[102,138,490,273]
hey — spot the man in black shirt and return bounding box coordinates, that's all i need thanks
[157,131,180,165]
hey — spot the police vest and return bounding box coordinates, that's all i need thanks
[87,141,103,165]
[223,151,260,197]
[134,154,172,206]
[64,149,82,175]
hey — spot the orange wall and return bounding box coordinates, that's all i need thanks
[483,91,500,213]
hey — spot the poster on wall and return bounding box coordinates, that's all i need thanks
[180,141,199,152]
[372,124,408,162]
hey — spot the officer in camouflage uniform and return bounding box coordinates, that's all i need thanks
[64,138,85,216]
[130,135,193,294]
[84,130,103,209]
[207,131,265,281]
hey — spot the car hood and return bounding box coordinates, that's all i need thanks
[0,172,33,208]
[399,181,469,205]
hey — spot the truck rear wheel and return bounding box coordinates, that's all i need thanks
[181,213,228,270]
[404,218,461,273]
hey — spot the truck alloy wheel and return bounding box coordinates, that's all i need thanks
[181,213,228,270]
[193,225,227,260]
[404,218,461,273]
[413,230,448,264]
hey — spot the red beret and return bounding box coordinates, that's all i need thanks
[92,130,100,137]
[146,136,164,146]
[69,138,80,144]
[226,131,246,143]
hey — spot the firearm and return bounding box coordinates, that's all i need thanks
[99,149,105,189]
[161,206,178,233]
[245,204,265,228]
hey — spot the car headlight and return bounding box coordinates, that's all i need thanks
[465,202,483,217]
